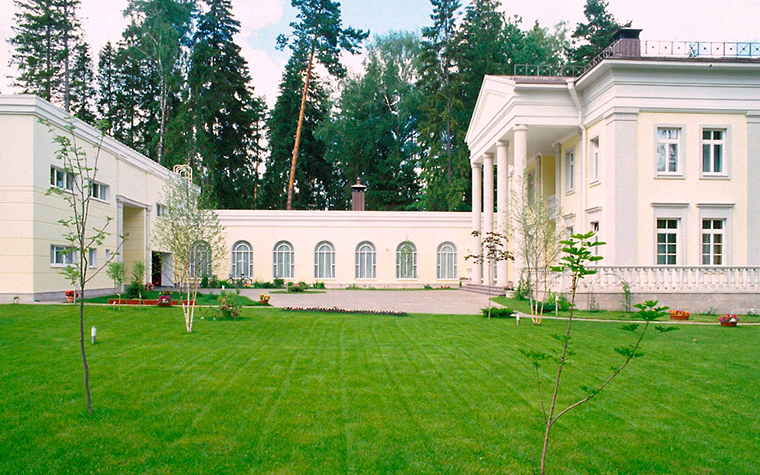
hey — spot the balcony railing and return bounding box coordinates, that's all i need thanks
[574,266,760,293]
[520,266,760,293]
[515,39,760,79]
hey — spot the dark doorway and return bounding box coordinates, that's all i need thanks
[151,252,162,287]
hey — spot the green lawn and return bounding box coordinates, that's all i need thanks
[493,296,760,324]
[1,305,758,474]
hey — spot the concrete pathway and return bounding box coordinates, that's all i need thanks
[239,288,499,315]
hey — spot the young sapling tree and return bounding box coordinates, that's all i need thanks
[45,118,119,414]
[153,166,225,332]
[465,230,513,319]
[522,231,677,474]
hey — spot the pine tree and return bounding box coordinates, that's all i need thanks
[569,0,630,65]
[69,42,95,123]
[9,0,83,110]
[188,0,267,209]
[259,56,334,210]
[418,0,466,211]
[276,0,369,210]
[96,41,119,135]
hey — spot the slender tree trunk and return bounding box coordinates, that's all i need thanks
[286,42,316,210]
[79,296,92,414]
[157,81,167,165]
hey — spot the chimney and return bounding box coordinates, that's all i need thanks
[351,178,367,211]
[612,28,642,57]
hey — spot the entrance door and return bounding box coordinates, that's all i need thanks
[151,252,162,287]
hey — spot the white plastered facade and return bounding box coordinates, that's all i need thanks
[466,54,760,311]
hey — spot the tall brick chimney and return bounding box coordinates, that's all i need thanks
[351,179,367,211]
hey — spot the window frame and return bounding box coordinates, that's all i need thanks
[700,126,730,179]
[190,241,212,279]
[88,248,97,268]
[314,241,336,279]
[652,203,688,266]
[698,203,733,266]
[436,242,457,280]
[89,180,109,202]
[656,218,679,266]
[230,241,253,279]
[589,136,600,184]
[654,126,684,178]
[564,148,575,193]
[395,241,417,280]
[701,219,725,266]
[50,244,76,267]
[50,165,74,191]
[273,241,294,280]
[355,241,376,280]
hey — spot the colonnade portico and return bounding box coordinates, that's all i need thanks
[470,124,528,287]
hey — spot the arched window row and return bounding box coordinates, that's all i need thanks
[229,241,457,281]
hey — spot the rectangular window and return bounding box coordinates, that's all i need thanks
[90,181,109,201]
[656,128,681,175]
[88,248,97,267]
[702,129,725,175]
[50,245,76,266]
[50,166,74,191]
[656,219,679,265]
[565,150,575,191]
[590,137,600,182]
[156,203,167,218]
[591,221,600,255]
[702,219,724,265]
[105,249,111,262]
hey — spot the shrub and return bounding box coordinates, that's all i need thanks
[287,282,305,292]
[516,277,531,301]
[125,282,141,299]
[482,307,517,319]
[312,281,326,289]
[218,289,241,320]
[273,278,285,288]
[200,275,209,288]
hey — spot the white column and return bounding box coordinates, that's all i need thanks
[483,153,494,285]
[512,125,528,284]
[496,140,509,286]
[471,162,482,285]
[116,200,124,263]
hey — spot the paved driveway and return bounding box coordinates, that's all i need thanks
[239,289,500,315]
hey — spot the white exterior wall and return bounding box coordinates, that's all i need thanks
[0,95,174,302]
[218,211,472,288]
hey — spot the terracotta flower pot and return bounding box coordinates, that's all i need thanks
[670,314,690,321]
[720,322,738,327]
[66,296,74,303]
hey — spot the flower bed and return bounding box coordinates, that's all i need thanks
[108,299,195,306]
[283,306,407,317]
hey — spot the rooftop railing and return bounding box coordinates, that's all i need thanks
[515,39,760,79]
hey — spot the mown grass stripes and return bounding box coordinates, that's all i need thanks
[0,305,758,474]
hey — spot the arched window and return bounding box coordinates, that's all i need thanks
[437,242,457,280]
[190,241,212,279]
[355,241,376,279]
[230,241,253,278]
[314,241,335,279]
[396,241,417,279]
[273,241,294,279]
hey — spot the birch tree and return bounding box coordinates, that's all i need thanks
[152,166,225,332]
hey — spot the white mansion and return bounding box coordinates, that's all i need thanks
[466,29,760,311]
[2,29,759,311]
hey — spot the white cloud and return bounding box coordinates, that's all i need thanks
[233,0,283,30]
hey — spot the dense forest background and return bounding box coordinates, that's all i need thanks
[8,0,626,210]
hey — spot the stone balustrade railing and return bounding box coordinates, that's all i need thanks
[571,266,760,293]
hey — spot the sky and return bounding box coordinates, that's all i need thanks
[1,0,759,108]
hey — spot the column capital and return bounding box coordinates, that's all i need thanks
[483,153,494,164]
[514,124,528,132]
[497,139,509,147]
[471,162,482,170]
